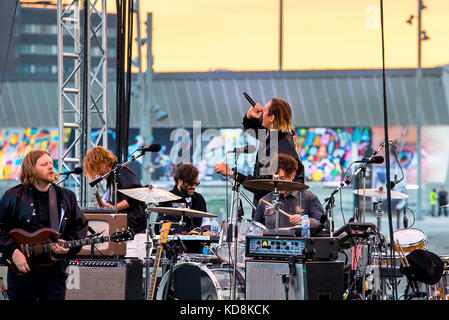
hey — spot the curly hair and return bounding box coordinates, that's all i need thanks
[20,149,55,186]
[277,153,299,177]
[83,146,117,179]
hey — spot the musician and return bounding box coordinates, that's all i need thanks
[155,163,210,235]
[215,97,305,217]
[83,146,147,259]
[0,149,88,300]
[253,154,328,234]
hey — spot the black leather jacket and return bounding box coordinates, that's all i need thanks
[0,183,88,268]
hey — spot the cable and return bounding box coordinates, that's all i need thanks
[0,0,18,97]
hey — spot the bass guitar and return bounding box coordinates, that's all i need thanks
[6,227,134,275]
[147,221,171,300]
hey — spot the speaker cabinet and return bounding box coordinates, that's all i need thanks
[246,260,305,300]
[78,213,128,257]
[305,261,344,300]
[245,260,344,300]
[65,259,143,300]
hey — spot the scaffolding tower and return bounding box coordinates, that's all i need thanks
[57,0,108,205]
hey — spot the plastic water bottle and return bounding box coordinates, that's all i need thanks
[301,214,310,238]
[211,218,219,236]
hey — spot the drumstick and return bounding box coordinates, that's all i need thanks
[261,199,294,219]
[394,240,407,267]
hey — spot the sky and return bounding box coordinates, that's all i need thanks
[25,0,449,72]
[122,0,449,73]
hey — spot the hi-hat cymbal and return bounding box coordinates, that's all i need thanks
[118,187,181,203]
[150,207,218,218]
[353,188,408,199]
[243,179,309,192]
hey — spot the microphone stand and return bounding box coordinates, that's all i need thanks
[229,153,242,300]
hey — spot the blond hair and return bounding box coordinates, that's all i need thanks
[20,149,55,186]
[83,146,117,179]
[269,98,294,133]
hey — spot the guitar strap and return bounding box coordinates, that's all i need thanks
[48,184,60,234]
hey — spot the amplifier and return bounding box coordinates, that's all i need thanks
[78,213,128,257]
[246,260,344,300]
[245,236,339,261]
[65,258,143,300]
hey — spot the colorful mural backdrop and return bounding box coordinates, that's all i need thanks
[0,127,59,180]
[151,127,371,182]
[295,127,371,182]
[371,126,449,184]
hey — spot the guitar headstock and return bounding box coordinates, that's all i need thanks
[158,222,172,245]
[110,228,135,242]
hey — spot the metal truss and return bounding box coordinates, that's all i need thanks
[57,0,108,205]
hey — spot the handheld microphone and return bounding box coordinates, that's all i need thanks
[62,167,83,175]
[354,155,384,164]
[227,145,257,154]
[243,92,256,106]
[138,143,161,153]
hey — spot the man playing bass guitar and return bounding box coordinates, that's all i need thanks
[0,149,88,300]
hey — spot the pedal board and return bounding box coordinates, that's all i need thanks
[245,236,339,261]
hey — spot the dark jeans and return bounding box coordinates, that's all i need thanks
[438,205,448,217]
[7,266,67,300]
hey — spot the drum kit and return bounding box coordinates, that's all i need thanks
[117,177,308,300]
[117,179,448,301]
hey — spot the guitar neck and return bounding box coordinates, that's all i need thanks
[147,245,164,300]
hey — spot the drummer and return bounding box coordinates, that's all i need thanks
[253,154,328,234]
[155,164,211,236]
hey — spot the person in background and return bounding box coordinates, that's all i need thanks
[438,186,448,217]
[429,188,437,217]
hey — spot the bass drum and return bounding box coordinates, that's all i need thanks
[156,262,245,300]
[215,219,266,267]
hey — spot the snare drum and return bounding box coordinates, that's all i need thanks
[156,262,245,300]
[215,219,266,267]
[393,228,426,252]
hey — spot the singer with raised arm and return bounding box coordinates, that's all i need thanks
[83,146,147,259]
[0,149,88,300]
[253,154,328,235]
[215,96,305,217]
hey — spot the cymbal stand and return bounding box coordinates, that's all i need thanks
[225,176,256,210]
[272,179,281,232]
[373,200,384,231]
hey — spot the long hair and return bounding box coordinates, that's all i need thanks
[83,146,118,179]
[269,97,294,133]
[20,149,54,186]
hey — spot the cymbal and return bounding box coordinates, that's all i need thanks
[150,206,218,218]
[353,188,408,199]
[118,187,181,203]
[243,179,309,192]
